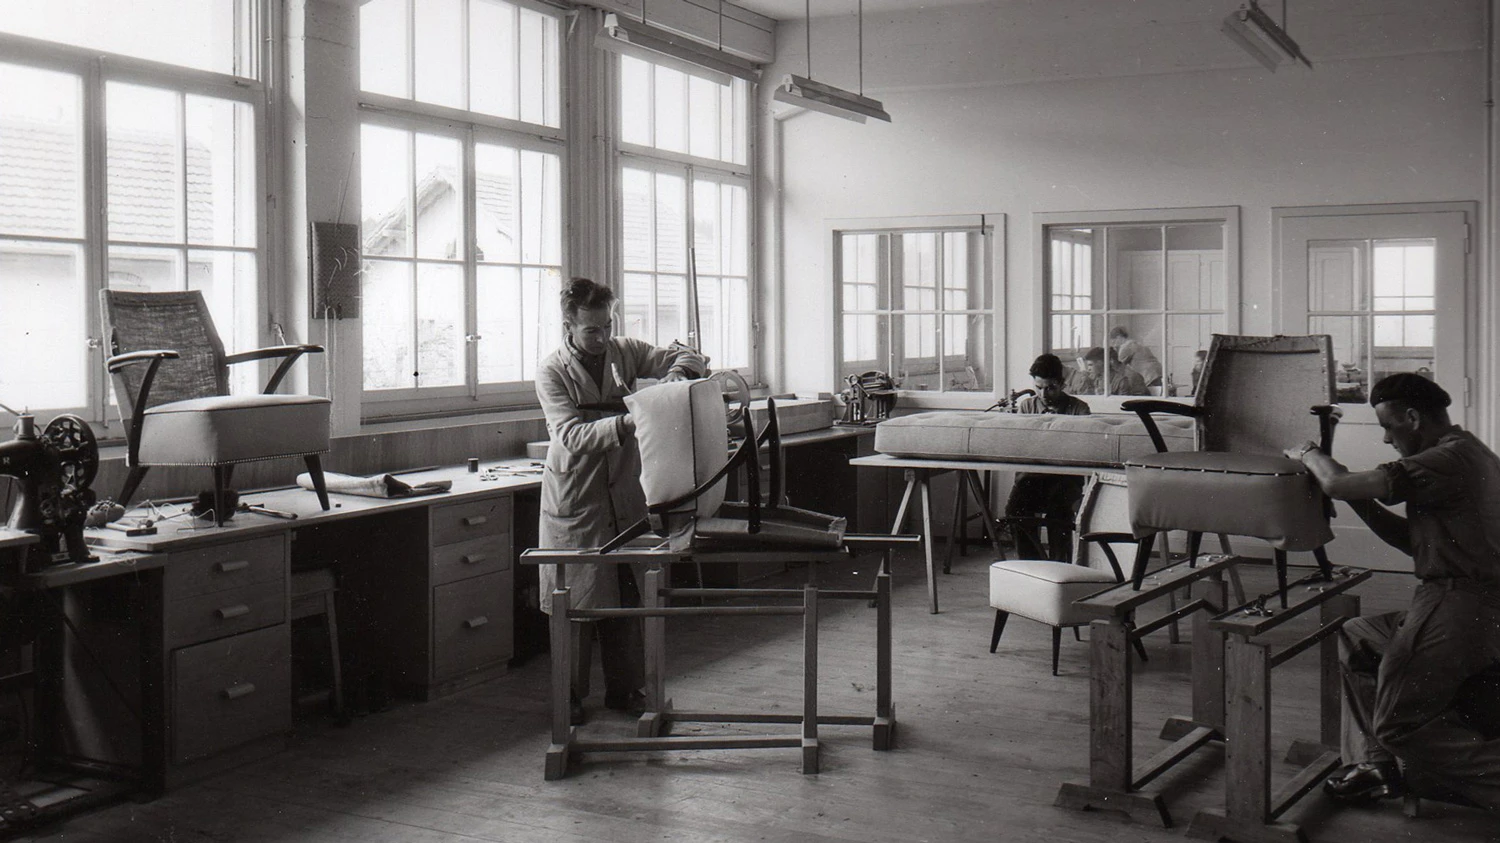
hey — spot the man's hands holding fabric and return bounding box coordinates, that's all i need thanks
[1284,441,1319,462]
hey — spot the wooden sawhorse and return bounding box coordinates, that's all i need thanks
[521,534,916,780]
[1188,567,1369,843]
[1055,554,1237,827]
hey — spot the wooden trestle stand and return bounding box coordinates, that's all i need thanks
[1188,566,1369,843]
[521,534,917,780]
[1056,554,1237,827]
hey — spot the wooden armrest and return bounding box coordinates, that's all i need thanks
[223,344,324,365]
[1119,399,1200,417]
[106,349,180,373]
[1081,531,1136,545]
[1120,399,1199,453]
[228,344,325,394]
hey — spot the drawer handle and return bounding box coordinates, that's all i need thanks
[216,604,250,620]
[463,616,489,629]
[221,682,256,701]
[461,553,489,565]
[217,560,250,573]
[462,515,488,527]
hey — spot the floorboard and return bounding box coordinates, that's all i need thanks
[20,547,1499,842]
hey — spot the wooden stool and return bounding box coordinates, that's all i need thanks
[290,567,346,723]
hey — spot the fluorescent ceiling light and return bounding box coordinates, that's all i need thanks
[596,13,760,86]
[1222,1,1312,72]
[773,75,890,124]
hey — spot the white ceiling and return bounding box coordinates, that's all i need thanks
[733,0,994,22]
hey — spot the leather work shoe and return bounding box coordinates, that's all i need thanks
[569,692,587,726]
[1324,761,1405,804]
[604,689,649,716]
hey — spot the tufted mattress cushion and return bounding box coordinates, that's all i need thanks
[138,394,330,465]
[989,559,1119,627]
[874,411,1194,466]
[1125,452,1333,551]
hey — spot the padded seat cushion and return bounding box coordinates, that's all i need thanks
[989,559,1118,627]
[875,411,1194,466]
[138,394,330,465]
[625,379,728,518]
[1126,452,1333,551]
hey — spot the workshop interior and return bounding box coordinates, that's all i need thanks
[1,0,1498,840]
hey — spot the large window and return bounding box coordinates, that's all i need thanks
[1040,208,1238,400]
[617,54,752,372]
[833,221,997,394]
[0,6,265,422]
[359,0,563,413]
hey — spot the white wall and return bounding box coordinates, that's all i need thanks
[761,0,1487,420]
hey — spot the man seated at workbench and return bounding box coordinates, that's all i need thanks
[1284,373,1500,810]
[1004,353,1089,560]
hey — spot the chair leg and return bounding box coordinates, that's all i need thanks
[323,592,347,724]
[117,465,150,508]
[990,610,1009,653]
[1274,548,1290,608]
[304,455,330,511]
[1130,532,1157,590]
[1312,545,1334,581]
[212,465,229,527]
[1073,627,1082,642]
[1124,614,1149,663]
[1187,531,1203,567]
[1051,627,1062,676]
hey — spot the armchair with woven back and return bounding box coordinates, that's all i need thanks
[1121,334,1341,604]
[100,290,332,524]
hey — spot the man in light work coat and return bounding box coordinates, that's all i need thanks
[1285,373,1500,810]
[535,277,707,725]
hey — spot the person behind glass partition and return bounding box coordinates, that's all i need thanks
[1107,326,1163,387]
[1066,346,1147,395]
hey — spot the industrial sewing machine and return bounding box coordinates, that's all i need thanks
[0,406,100,571]
[839,371,897,425]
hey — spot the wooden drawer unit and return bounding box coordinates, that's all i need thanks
[431,534,511,586]
[430,496,512,547]
[171,624,290,764]
[164,536,285,601]
[432,571,512,681]
[166,578,286,651]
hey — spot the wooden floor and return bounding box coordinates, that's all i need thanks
[26,547,1500,842]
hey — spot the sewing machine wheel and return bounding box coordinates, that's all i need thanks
[43,414,98,492]
[709,370,752,426]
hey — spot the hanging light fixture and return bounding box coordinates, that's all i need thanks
[773,0,890,123]
[596,0,760,85]
[1222,0,1312,71]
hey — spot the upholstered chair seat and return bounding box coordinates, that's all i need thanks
[136,394,331,466]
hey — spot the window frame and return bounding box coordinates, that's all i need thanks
[830,214,1006,409]
[1034,206,1240,412]
[610,51,758,382]
[0,16,271,433]
[356,0,568,421]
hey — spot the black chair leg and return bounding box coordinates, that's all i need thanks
[989,610,1009,653]
[1124,616,1150,663]
[1312,545,1334,581]
[1073,627,1082,642]
[1275,549,1290,608]
[304,455,330,511]
[1130,532,1157,590]
[212,465,229,527]
[1187,531,1203,567]
[117,465,150,508]
[1052,627,1063,676]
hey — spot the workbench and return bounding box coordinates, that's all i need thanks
[70,461,541,792]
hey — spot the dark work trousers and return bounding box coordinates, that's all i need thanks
[571,564,645,700]
[1338,580,1500,810]
[1004,473,1085,561]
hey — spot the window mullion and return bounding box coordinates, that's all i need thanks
[464,128,479,396]
[87,57,110,423]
